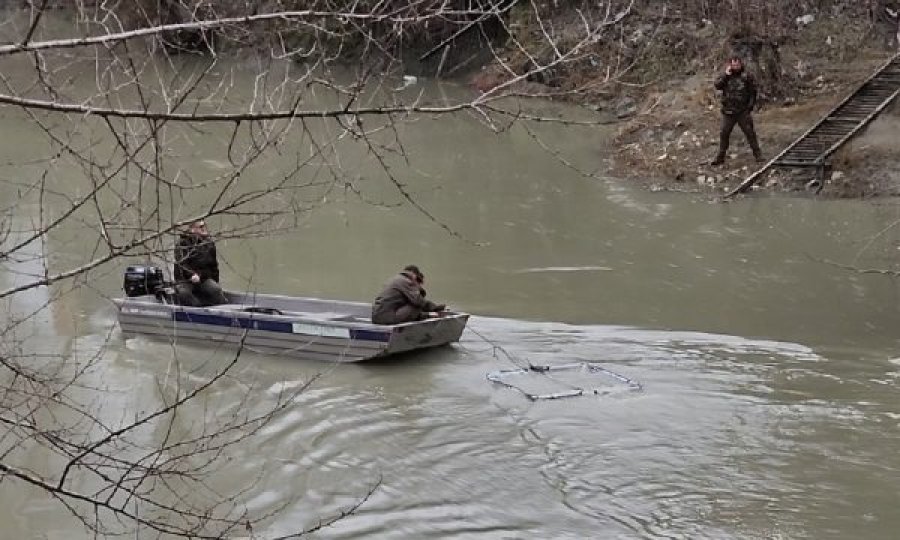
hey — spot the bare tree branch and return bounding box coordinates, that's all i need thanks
[0,1,650,536]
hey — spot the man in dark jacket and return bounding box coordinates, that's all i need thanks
[371,265,446,325]
[712,56,763,166]
[173,220,228,306]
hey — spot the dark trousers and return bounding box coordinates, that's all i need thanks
[175,279,228,307]
[371,304,422,325]
[716,111,761,160]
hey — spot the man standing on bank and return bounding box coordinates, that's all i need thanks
[173,219,229,307]
[712,55,763,166]
[372,265,446,325]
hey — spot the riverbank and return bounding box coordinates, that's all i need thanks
[610,59,900,198]
[470,4,900,198]
[608,52,900,198]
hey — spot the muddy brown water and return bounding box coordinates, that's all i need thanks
[1,53,900,539]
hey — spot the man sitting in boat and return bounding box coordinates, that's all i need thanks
[173,219,229,307]
[371,265,446,324]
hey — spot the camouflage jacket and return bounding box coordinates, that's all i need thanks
[174,233,220,283]
[371,271,439,322]
[714,69,757,116]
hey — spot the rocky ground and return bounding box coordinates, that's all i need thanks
[611,56,900,198]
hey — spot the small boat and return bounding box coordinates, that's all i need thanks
[114,265,469,363]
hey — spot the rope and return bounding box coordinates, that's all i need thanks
[465,324,532,371]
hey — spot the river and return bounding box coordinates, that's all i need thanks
[1,49,899,539]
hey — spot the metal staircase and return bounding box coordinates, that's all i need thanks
[726,53,900,197]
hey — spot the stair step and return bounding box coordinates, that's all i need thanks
[774,160,823,167]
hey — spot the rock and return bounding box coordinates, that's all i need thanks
[394,75,418,91]
[796,14,815,26]
[615,96,638,119]
[592,98,612,111]
[696,24,715,39]
[629,24,654,43]
[675,130,702,151]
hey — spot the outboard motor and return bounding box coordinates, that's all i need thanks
[123,265,165,297]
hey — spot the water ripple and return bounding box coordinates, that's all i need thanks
[70,317,900,538]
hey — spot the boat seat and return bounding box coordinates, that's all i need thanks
[329,315,370,323]
[206,304,287,314]
[241,306,285,315]
[206,303,252,311]
[204,304,369,322]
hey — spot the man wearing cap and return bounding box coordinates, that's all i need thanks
[371,265,447,325]
[711,55,763,166]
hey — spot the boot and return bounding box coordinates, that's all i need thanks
[748,132,763,163]
[711,138,728,166]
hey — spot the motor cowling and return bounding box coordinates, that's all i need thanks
[123,265,165,297]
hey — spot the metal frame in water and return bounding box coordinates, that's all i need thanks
[486,362,642,401]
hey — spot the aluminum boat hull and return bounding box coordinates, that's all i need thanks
[114,291,469,363]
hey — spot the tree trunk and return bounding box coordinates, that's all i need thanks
[728,33,788,101]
